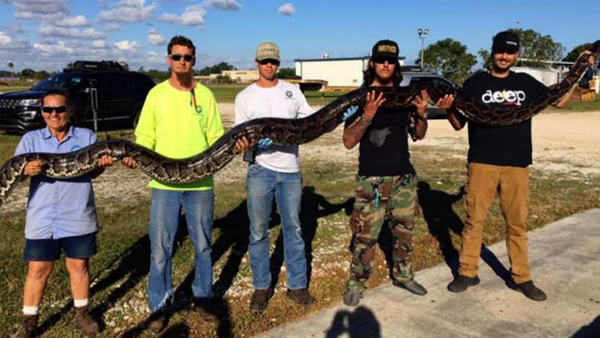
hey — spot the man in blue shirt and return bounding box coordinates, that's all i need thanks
[11,89,114,338]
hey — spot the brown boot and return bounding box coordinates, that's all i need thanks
[249,288,274,311]
[74,306,100,337]
[147,310,169,333]
[286,288,316,305]
[11,315,38,338]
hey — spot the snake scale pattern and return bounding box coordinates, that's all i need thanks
[1,41,598,208]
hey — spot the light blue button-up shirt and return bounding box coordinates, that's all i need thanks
[15,126,99,239]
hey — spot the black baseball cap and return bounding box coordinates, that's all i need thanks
[492,31,520,54]
[372,39,399,58]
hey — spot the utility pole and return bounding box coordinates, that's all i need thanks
[417,28,430,70]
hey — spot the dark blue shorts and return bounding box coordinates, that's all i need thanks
[23,232,98,261]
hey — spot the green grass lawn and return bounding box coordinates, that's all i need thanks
[0,85,346,107]
[558,95,600,111]
[205,84,346,106]
[0,86,31,93]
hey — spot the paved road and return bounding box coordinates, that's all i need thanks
[257,209,600,338]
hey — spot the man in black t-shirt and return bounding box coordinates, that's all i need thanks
[443,31,584,301]
[341,39,435,306]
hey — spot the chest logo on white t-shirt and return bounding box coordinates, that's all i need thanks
[285,90,293,99]
[481,89,526,106]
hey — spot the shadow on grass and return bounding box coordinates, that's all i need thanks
[270,186,354,289]
[159,322,190,337]
[35,215,189,336]
[325,306,381,338]
[417,181,511,283]
[43,186,351,336]
[119,201,255,337]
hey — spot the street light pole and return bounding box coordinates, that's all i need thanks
[417,28,430,70]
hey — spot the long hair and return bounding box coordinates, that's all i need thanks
[362,59,403,86]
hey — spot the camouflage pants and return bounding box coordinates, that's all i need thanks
[347,174,418,291]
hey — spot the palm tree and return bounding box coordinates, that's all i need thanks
[8,62,14,78]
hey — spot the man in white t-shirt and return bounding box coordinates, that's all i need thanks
[234,42,316,311]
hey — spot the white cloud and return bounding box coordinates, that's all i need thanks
[37,25,105,39]
[92,39,108,49]
[157,13,178,23]
[114,40,139,51]
[203,0,241,10]
[14,0,70,21]
[0,31,30,50]
[158,5,206,26]
[148,28,165,46]
[55,15,89,27]
[278,3,295,16]
[8,23,25,33]
[34,40,75,55]
[98,0,155,23]
[105,23,121,32]
[0,31,12,46]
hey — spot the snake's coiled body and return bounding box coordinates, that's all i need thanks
[1,41,598,208]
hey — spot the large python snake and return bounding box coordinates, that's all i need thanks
[1,41,598,209]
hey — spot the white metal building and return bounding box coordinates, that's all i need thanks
[294,56,406,88]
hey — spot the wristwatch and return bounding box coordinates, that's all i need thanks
[360,116,372,126]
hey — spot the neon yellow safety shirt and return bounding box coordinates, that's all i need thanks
[134,80,224,191]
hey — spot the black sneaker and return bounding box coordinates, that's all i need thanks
[507,280,547,301]
[393,279,428,296]
[249,288,274,311]
[286,288,316,305]
[343,288,363,307]
[447,275,480,293]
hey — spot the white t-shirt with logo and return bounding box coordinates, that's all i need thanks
[234,80,313,173]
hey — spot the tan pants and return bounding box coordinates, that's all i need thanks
[459,162,531,284]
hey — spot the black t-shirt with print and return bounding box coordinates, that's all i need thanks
[345,106,416,177]
[463,71,549,167]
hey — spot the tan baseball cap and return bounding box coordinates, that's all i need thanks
[256,42,280,62]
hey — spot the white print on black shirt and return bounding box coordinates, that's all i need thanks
[481,89,526,106]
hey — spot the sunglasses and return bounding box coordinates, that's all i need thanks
[170,54,194,62]
[258,59,280,66]
[373,57,397,64]
[42,106,67,114]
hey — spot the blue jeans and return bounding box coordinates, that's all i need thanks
[246,163,307,290]
[148,189,214,312]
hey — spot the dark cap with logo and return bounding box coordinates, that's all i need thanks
[492,31,520,53]
[372,39,399,58]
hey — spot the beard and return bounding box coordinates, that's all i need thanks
[374,71,394,86]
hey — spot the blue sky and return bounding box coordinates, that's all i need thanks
[0,0,596,72]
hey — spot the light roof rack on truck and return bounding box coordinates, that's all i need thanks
[64,60,129,72]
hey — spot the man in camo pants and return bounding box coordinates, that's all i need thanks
[341,39,438,306]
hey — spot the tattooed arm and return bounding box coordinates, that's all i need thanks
[410,89,429,140]
[343,91,385,149]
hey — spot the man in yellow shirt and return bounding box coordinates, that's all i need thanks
[123,36,226,332]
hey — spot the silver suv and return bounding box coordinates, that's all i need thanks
[400,72,457,118]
